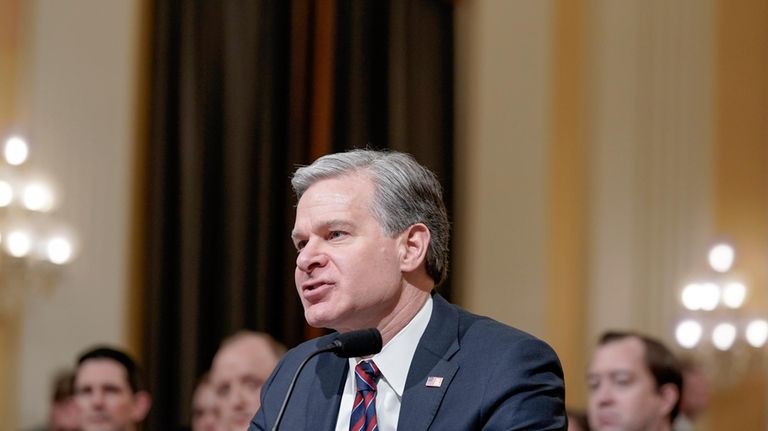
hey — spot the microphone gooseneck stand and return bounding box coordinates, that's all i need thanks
[271,328,383,431]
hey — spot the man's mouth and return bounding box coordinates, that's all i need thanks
[301,281,334,302]
[85,413,112,423]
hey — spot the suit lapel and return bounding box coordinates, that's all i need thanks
[307,352,348,431]
[397,294,460,431]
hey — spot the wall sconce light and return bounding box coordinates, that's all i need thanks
[0,134,77,315]
[673,242,767,384]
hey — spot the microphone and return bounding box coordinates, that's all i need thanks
[271,328,383,431]
[324,328,383,358]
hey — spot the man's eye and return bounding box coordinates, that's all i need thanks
[243,376,263,389]
[295,240,307,252]
[586,379,599,392]
[105,387,119,394]
[615,378,632,387]
[328,231,346,240]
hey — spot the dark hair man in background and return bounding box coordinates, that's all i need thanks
[73,346,151,431]
[587,331,682,431]
[250,149,566,430]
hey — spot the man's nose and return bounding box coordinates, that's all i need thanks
[232,388,247,410]
[296,239,327,273]
[594,385,614,406]
[90,391,106,407]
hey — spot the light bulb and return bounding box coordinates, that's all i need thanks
[699,282,721,311]
[6,230,31,257]
[22,182,53,212]
[712,323,737,351]
[681,283,702,310]
[46,237,73,264]
[675,320,703,349]
[708,243,735,273]
[4,135,29,165]
[746,320,768,348]
[721,282,747,309]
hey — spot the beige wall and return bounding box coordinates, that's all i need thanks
[454,0,553,338]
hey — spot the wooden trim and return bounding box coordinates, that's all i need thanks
[126,0,153,359]
[547,0,588,409]
[0,0,23,426]
[709,0,768,428]
[309,0,336,161]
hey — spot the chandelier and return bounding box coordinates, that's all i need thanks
[0,135,76,315]
[673,242,768,383]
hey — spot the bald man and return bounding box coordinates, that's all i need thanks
[210,331,284,431]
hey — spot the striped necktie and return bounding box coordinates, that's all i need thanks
[350,360,381,431]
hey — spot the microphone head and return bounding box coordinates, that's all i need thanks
[329,328,382,358]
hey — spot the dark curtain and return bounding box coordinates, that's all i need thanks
[143,1,454,429]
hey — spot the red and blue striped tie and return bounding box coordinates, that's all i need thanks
[350,360,381,431]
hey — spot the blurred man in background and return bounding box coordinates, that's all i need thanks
[73,346,152,431]
[587,331,682,431]
[191,373,222,431]
[48,370,81,431]
[210,331,284,431]
[567,409,590,431]
[673,358,711,431]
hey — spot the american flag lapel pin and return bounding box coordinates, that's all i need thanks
[425,376,444,388]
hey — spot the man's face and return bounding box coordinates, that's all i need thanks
[587,337,672,431]
[50,397,81,431]
[680,366,710,418]
[292,174,405,332]
[74,359,145,431]
[191,381,222,431]
[211,339,278,431]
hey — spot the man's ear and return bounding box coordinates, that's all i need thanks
[399,223,430,273]
[131,391,152,422]
[658,383,680,418]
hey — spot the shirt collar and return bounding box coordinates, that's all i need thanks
[349,296,433,398]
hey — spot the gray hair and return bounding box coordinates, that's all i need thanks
[291,149,450,286]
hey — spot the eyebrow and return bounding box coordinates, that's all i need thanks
[291,219,354,240]
[587,369,635,378]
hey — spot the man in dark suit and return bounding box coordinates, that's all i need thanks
[250,149,566,430]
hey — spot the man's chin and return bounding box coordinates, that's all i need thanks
[304,309,337,329]
[82,417,115,431]
[231,415,252,430]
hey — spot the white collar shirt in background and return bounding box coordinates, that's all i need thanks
[334,296,434,431]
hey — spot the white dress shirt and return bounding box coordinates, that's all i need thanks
[334,296,433,431]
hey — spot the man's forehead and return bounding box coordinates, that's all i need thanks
[590,337,646,370]
[298,174,374,205]
[213,339,276,372]
[76,358,130,385]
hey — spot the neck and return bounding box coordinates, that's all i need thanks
[375,287,430,346]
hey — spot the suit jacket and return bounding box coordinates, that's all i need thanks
[250,293,566,430]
